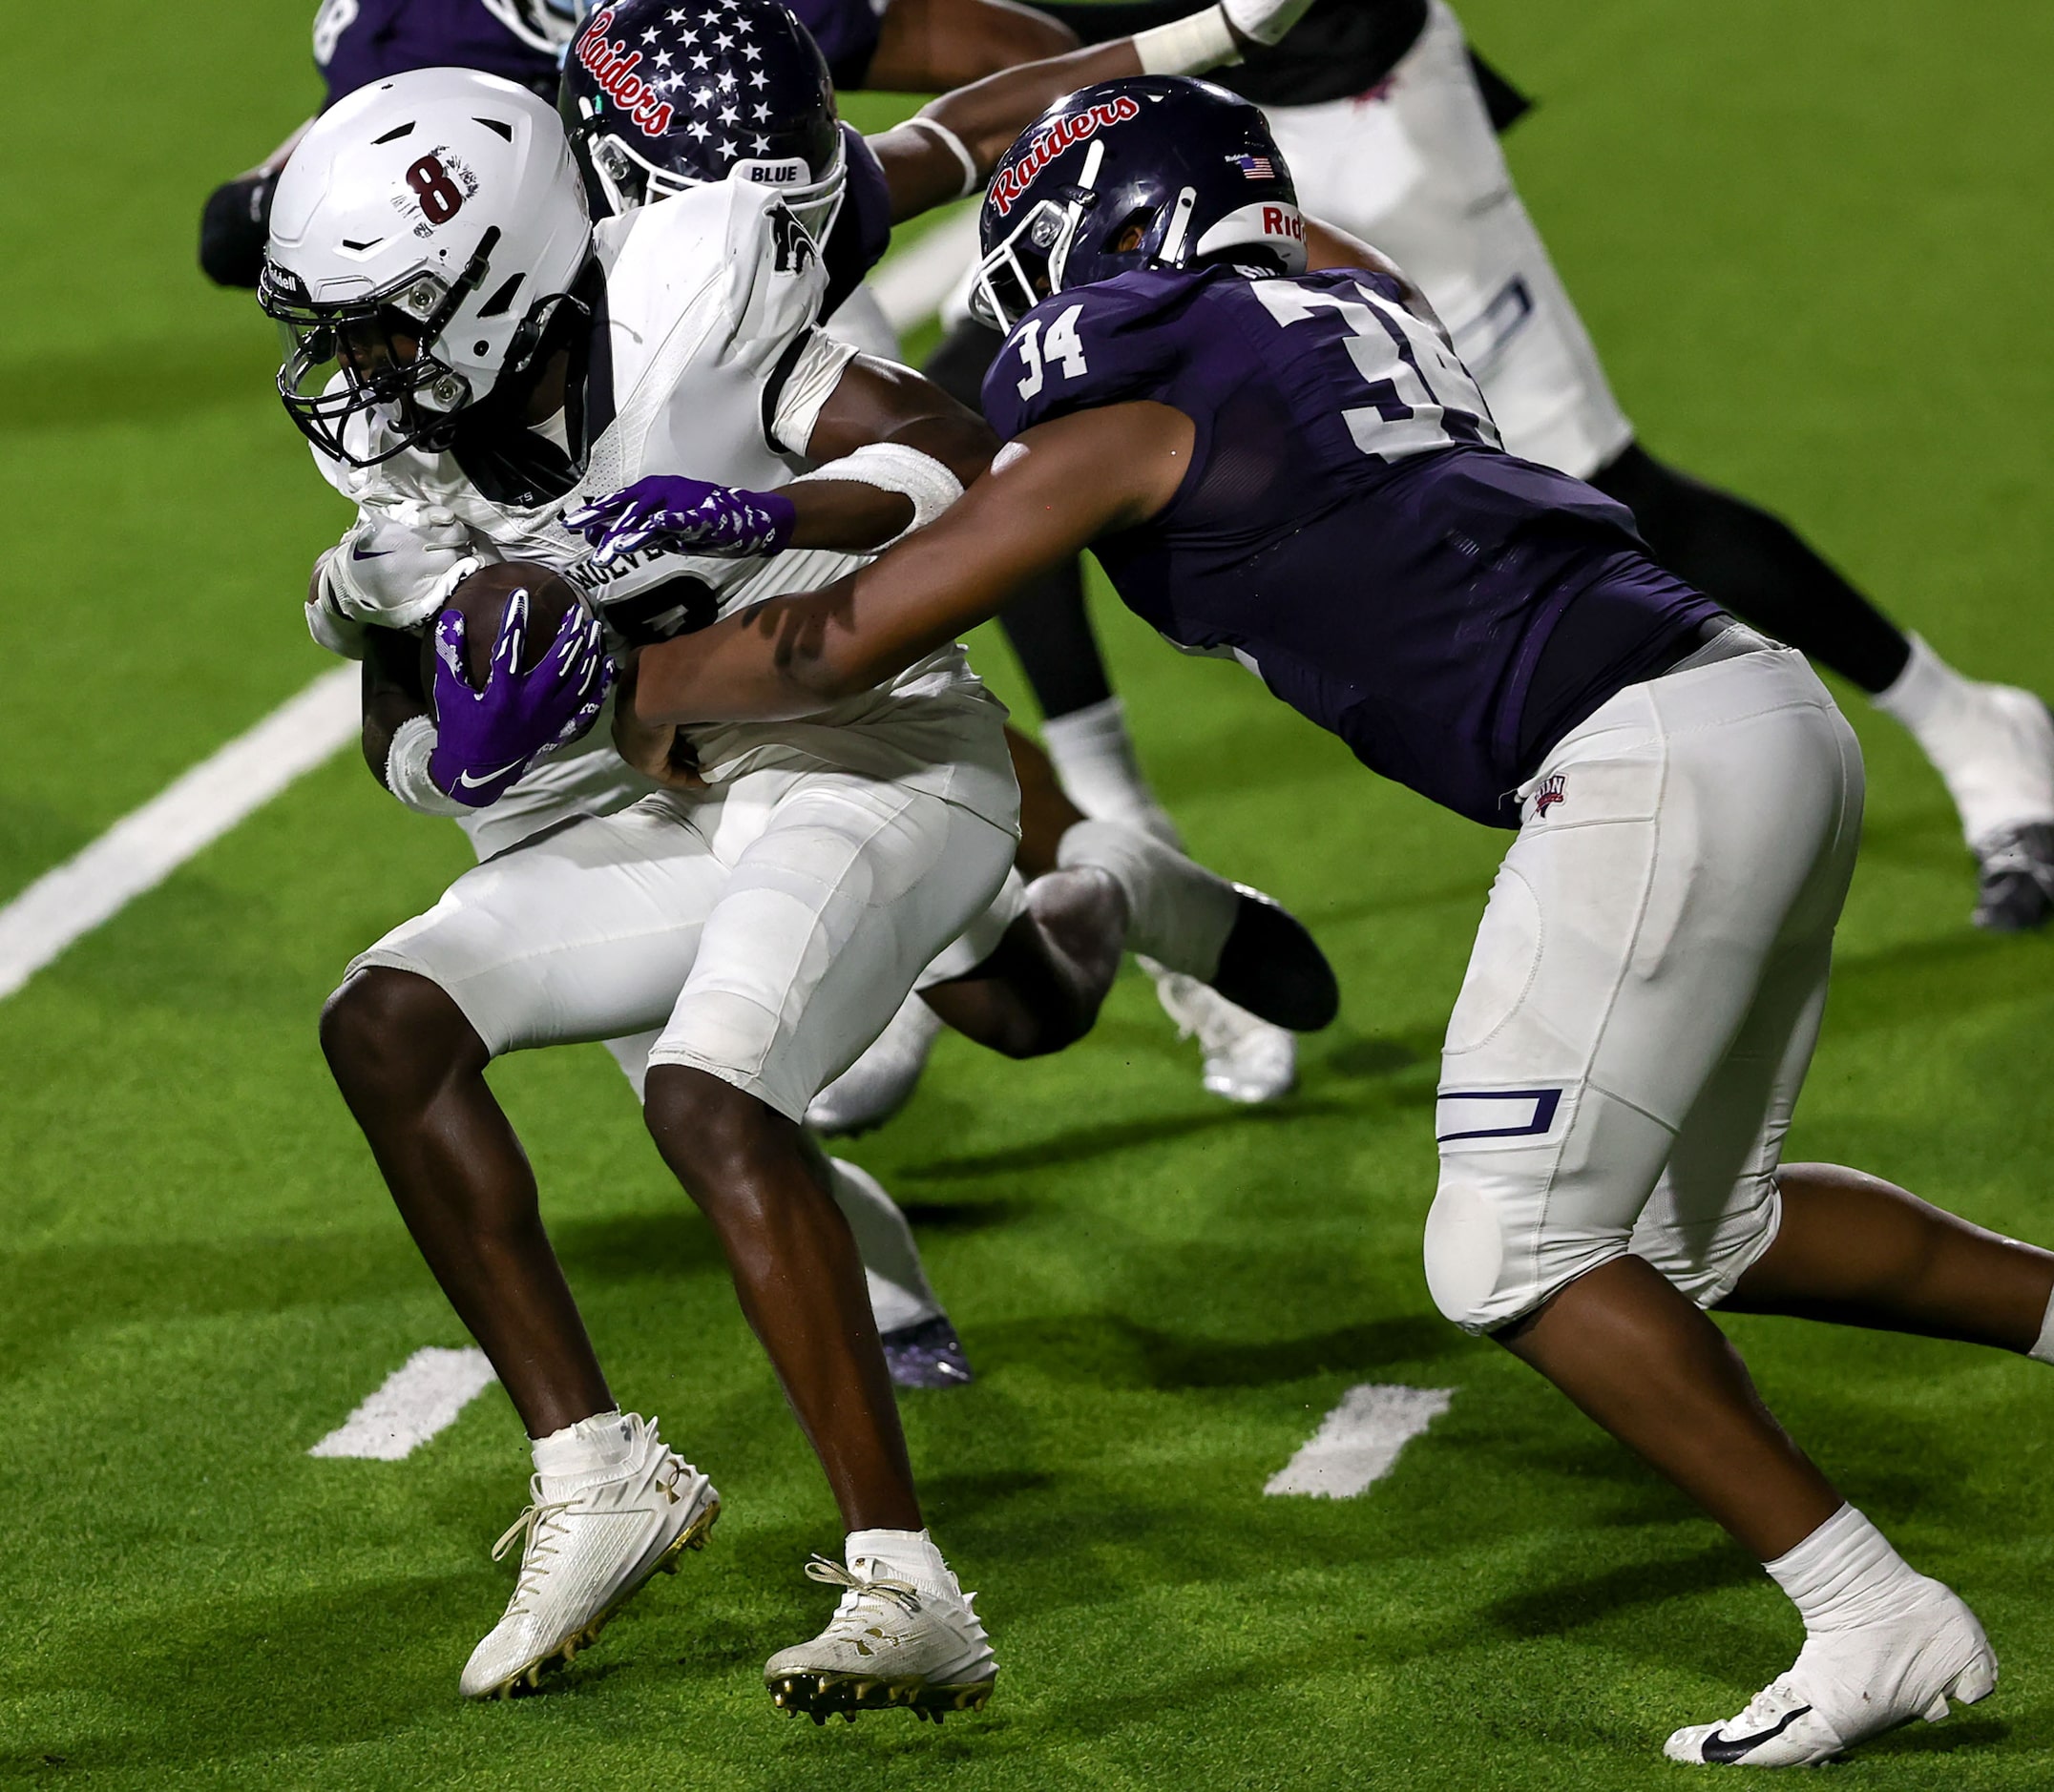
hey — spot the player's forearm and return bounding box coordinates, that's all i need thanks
[636,526,1028,722]
[784,479,915,552]
[631,579,899,723]
[639,406,1189,726]
[915,41,1144,180]
[881,0,1294,219]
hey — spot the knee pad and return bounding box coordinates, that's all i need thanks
[1422,1174,1509,1334]
[1423,1156,1639,1335]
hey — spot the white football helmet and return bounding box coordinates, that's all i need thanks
[260,68,592,467]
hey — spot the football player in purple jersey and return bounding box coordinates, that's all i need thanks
[911,0,2054,938]
[587,80,2054,1768]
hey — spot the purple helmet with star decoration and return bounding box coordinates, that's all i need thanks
[559,0,845,244]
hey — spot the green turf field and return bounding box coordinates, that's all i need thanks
[6,1,2054,1784]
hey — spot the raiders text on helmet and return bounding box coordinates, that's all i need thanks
[559,0,845,244]
[974,75,1307,330]
[259,67,592,467]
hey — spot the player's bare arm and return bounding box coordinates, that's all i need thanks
[789,352,1002,544]
[635,401,1195,726]
[865,0,1079,95]
[870,0,1317,219]
[567,352,1001,563]
[360,624,429,786]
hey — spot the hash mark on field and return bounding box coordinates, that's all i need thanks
[309,1346,498,1461]
[1266,1384,1454,1499]
[0,667,358,1002]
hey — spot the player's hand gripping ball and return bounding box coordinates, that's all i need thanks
[325,495,482,628]
[423,563,613,807]
[564,474,797,567]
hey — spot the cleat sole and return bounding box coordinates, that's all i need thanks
[764,1669,996,1724]
[472,1494,721,1700]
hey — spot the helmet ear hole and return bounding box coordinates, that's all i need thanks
[1107,207,1151,255]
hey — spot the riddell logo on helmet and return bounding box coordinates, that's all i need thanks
[989,96,1142,218]
[1262,205,1304,242]
[576,10,676,138]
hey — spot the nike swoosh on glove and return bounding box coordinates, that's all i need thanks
[428,589,614,808]
[325,496,484,629]
[564,475,797,567]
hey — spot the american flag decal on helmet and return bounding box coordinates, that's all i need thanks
[1228,154,1275,179]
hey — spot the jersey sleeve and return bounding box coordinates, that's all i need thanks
[784,0,886,86]
[821,125,893,319]
[979,275,1186,442]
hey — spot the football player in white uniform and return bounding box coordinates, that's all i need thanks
[263,0,1325,1719]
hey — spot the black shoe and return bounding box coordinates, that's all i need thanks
[882,1317,975,1389]
[1972,823,2054,931]
[1206,886,1340,1033]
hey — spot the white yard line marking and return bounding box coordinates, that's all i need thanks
[1265,1384,1454,1499]
[309,1346,499,1461]
[871,207,981,335]
[0,666,359,1003]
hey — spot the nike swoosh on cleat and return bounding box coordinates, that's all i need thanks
[453,759,527,791]
[1700,1705,1813,1762]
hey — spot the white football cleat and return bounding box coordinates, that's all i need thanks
[459,1414,719,1698]
[1148,963,1297,1103]
[765,1553,997,1723]
[1664,1578,1996,1766]
[806,996,942,1136]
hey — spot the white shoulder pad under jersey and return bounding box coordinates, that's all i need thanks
[583,179,834,501]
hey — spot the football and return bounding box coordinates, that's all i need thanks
[421,560,587,706]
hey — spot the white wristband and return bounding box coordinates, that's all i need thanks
[902,115,981,200]
[383,714,472,817]
[793,442,964,546]
[1134,6,1241,75]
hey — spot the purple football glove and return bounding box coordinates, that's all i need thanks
[564,474,797,567]
[428,588,614,808]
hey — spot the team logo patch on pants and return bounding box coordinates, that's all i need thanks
[1532,773,1566,817]
[1435,1086,1564,1144]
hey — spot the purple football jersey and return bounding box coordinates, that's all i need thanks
[314,0,561,105]
[786,0,885,86]
[983,266,1720,827]
[823,123,892,316]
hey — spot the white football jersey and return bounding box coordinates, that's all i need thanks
[312,179,1006,854]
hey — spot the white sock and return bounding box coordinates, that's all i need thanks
[1873,635,2054,843]
[531,1408,635,1490]
[2029,1286,2054,1365]
[1766,1503,1929,1635]
[846,1526,953,1593]
[1873,635,1972,734]
[1058,818,1239,978]
[1040,698,1181,842]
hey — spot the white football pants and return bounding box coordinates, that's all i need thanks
[1263,0,1635,480]
[356,763,1017,1125]
[1425,632,1865,1334]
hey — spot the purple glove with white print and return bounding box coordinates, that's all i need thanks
[428,587,613,808]
[564,474,798,567]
